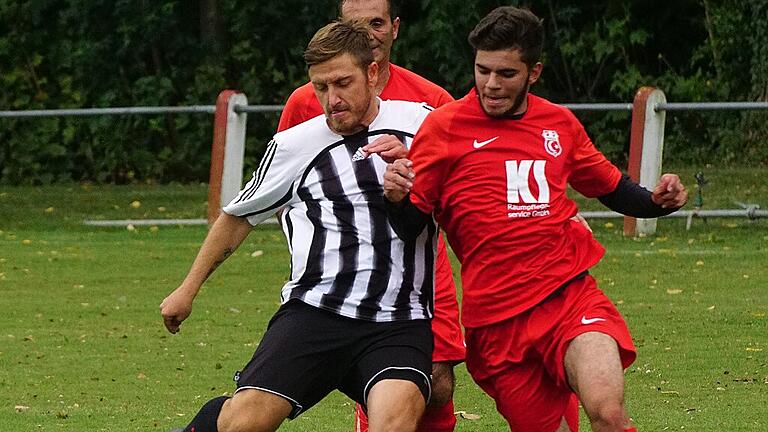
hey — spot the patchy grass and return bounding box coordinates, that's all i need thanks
[0,168,765,431]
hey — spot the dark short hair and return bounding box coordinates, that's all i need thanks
[468,6,544,67]
[304,19,375,71]
[338,0,399,20]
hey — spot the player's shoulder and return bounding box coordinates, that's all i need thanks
[529,94,579,121]
[390,64,441,88]
[274,114,336,151]
[285,81,315,99]
[389,64,452,97]
[377,99,434,133]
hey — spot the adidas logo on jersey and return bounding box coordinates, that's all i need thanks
[351,147,367,161]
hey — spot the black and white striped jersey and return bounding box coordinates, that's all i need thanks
[223,99,437,322]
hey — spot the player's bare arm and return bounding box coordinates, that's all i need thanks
[160,212,252,334]
[383,158,414,203]
[652,173,688,208]
[362,134,408,162]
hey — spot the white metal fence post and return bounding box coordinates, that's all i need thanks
[636,89,667,235]
[624,87,667,236]
[207,90,248,224]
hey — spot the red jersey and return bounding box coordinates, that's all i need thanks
[277,63,454,131]
[409,88,622,328]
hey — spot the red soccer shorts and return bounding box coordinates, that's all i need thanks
[465,275,636,432]
[432,234,465,363]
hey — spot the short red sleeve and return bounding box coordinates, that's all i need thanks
[277,84,323,132]
[568,121,622,197]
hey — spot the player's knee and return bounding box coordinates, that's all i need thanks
[429,363,455,408]
[217,391,289,432]
[369,410,420,432]
[585,399,626,430]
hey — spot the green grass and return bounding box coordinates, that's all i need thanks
[0,167,766,431]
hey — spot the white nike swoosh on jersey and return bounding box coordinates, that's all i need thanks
[473,136,499,148]
[581,316,607,325]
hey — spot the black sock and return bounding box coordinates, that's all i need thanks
[183,396,229,432]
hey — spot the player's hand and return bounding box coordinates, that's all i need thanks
[652,173,688,209]
[570,213,592,232]
[383,158,415,203]
[159,288,195,334]
[363,134,408,163]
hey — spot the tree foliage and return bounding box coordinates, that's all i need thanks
[1,0,766,185]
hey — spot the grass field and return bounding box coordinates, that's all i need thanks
[1,167,766,431]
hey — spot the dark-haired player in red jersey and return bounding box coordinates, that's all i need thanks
[277,2,462,431]
[383,6,687,432]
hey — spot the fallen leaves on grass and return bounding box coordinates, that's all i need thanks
[15,405,30,412]
[666,289,683,295]
[130,200,141,209]
[454,411,481,420]
[251,250,264,257]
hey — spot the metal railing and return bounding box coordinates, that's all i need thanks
[2,94,766,230]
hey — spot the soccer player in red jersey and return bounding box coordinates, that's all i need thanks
[278,2,463,431]
[383,6,688,432]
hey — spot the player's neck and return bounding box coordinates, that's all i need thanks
[375,61,391,95]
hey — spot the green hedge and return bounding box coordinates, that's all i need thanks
[1,0,766,185]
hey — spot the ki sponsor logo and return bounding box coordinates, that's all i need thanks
[542,129,562,157]
[505,160,551,219]
[473,136,499,149]
[505,160,550,219]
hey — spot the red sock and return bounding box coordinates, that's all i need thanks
[354,400,457,432]
[625,428,637,432]
[417,399,456,432]
[354,403,368,432]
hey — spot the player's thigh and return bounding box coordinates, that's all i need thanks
[367,379,425,431]
[564,331,625,406]
[218,389,292,432]
[340,318,433,406]
[235,300,358,418]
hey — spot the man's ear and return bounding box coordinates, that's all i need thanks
[368,61,379,87]
[392,16,400,40]
[528,62,543,85]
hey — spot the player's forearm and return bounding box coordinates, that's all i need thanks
[384,193,431,242]
[598,174,682,218]
[179,212,253,296]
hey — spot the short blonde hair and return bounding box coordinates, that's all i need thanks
[304,19,374,71]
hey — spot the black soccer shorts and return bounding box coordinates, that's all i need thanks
[233,299,433,418]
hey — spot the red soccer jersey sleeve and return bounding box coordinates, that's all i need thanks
[277,83,323,132]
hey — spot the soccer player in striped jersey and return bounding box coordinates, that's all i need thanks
[383,6,688,432]
[161,20,438,432]
[278,2,464,431]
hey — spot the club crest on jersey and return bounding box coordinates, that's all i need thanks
[542,130,562,158]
